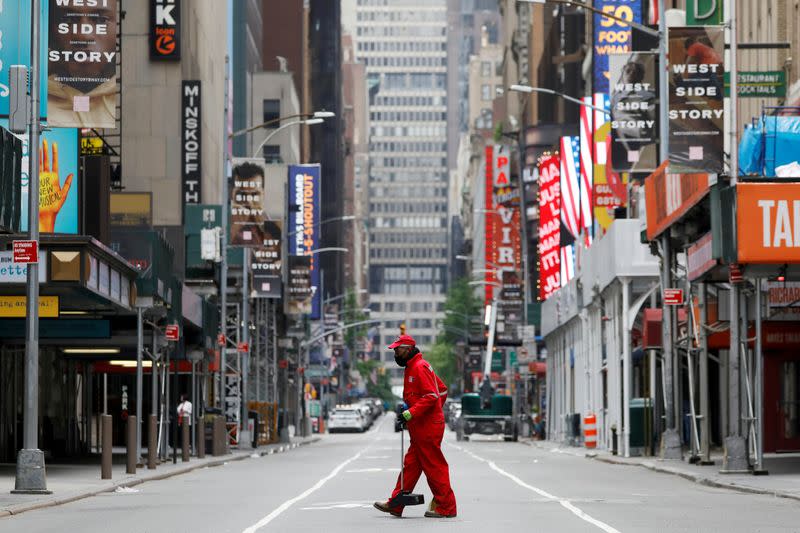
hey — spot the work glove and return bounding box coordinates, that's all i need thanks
[402,410,412,421]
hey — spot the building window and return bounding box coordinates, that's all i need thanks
[263,99,280,127]
[481,61,492,77]
[481,84,491,101]
[262,145,281,164]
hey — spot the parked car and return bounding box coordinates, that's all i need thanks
[328,406,368,433]
[447,404,462,431]
[394,401,406,432]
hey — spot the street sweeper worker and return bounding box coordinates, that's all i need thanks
[374,334,458,518]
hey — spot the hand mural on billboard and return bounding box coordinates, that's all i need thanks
[38,139,74,233]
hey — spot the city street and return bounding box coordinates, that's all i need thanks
[1,414,798,533]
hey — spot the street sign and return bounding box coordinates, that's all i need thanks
[279,359,289,369]
[237,342,249,353]
[664,289,684,306]
[165,324,180,341]
[217,333,226,346]
[729,264,744,284]
[12,240,38,264]
[724,71,786,98]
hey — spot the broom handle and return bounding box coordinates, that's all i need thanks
[400,427,404,490]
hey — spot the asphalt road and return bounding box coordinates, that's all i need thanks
[2,413,798,533]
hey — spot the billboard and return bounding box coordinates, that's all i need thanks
[182,81,201,205]
[484,146,498,305]
[609,52,658,172]
[288,165,321,319]
[47,0,118,129]
[537,155,561,301]
[668,26,725,174]
[644,161,714,241]
[251,220,283,299]
[229,159,266,246]
[150,0,181,60]
[736,182,800,264]
[1,120,80,234]
[593,0,642,94]
[0,2,48,117]
[592,93,627,233]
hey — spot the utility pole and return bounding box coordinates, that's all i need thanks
[14,0,49,495]
[721,0,749,474]
[220,55,230,410]
[240,248,251,448]
[657,0,681,461]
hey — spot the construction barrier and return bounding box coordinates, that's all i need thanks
[248,402,280,445]
[584,413,597,449]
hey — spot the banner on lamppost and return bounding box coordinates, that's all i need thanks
[286,255,313,316]
[609,52,659,172]
[251,220,283,299]
[593,0,642,94]
[0,2,48,118]
[668,26,725,174]
[288,164,321,319]
[230,158,266,247]
[47,0,118,129]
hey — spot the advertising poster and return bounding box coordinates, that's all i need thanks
[593,0,642,94]
[288,165,321,319]
[150,0,181,60]
[229,158,266,247]
[0,2,48,117]
[579,97,594,239]
[252,220,283,299]
[609,52,658,172]
[47,0,118,129]
[537,155,561,301]
[1,119,80,234]
[668,26,725,173]
[286,255,313,316]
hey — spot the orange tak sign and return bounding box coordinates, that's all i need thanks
[644,161,714,241]
[737,182,800,264]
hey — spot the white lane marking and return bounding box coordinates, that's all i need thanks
[364,455,390,459]
[300,502,373,511]
[449,443,622,533]
[346,468,384,473]
[242,414,391,533]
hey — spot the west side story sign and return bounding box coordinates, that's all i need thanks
[668,26,725,174]
[182,81,201,205]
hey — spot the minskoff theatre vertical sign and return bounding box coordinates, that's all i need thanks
[182,81,201,205]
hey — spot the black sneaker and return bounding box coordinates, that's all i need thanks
[373,501,402,517]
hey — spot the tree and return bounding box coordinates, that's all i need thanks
[426,278,482,394]
[355,359,396,404]
[343,288,368,353]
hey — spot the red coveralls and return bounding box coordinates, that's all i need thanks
[389,353,457,516]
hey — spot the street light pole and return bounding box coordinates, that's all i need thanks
[219,55,231,411]
[251,118,324,159]
[14,0,49,495]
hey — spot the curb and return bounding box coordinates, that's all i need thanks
[0,437,320,519]
[591,455,800,503]
[521,439,800,503]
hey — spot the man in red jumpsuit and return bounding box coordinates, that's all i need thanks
[374,334,457,518]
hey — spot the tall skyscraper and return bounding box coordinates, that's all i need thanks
[354,0,450,379]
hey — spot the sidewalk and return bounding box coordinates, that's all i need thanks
[524,439,800,502]
[0,436,320,518]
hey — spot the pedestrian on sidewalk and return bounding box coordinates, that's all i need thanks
[178,394,193,450]
[374,334,458,519]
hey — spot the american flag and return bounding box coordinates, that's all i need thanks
[560,245,575,287]
[648,0,659,25]
[579,97,594,245]
[559,136,581,240]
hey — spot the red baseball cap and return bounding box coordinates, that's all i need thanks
[387,334,416,350]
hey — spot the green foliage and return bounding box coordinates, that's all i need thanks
[343,288,368,352]
[493,122,504,143]
[355,359,396,403]
[426,277,483,394]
